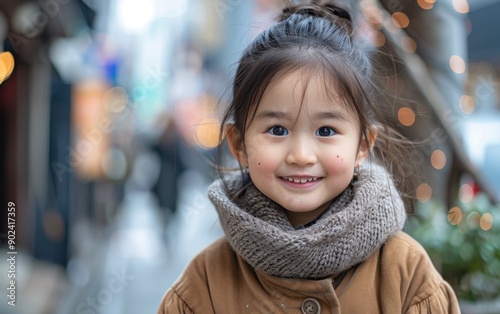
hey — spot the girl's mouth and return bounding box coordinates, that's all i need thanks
[280,176,321,184]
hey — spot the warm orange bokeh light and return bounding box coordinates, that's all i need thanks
[431,150,446,170]
[71,80,111,180]
[416,183,432,202]
[398,107,416,126]
[401,37,417,53]
[417,0,434,10]
[362,5,383,25]
[450,55,466,74]
[0,51,15,84]
[392,12,410,28]
[459,95,475,114]
[448,207,462,225]
[480,213,493,231]
[195,118,221,149]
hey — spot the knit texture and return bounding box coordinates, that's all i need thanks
[208,163,407,279]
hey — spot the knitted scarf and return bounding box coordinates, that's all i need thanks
[207,164,407,279]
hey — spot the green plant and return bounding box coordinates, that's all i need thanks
[405,193,500,301]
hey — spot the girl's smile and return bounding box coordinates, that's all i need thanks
[279,175,323,189]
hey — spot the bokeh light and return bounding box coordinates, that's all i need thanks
[416,183,433,202]
[467,211,481,229]
[195,118,221,149]
[362,5,383,25]
[0,51,15,84]
[459,183,474,203]
[459,95,475,114]
[448,207,462,225]
[453,0,469,14]
[118,0,154,31]
[398,107,416,126]
[0,58,5,82]
[431,149,446,170]
[480,213,494,231]
[450,55,466,74]
[401,36,417,53]
[372,31,386,47]
[392,12,410,28]
[417,0,434,10]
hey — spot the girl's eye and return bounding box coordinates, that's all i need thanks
[316,126,335,137]
[267,126,288,136]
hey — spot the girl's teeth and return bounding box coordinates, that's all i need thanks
[283,177,318,183]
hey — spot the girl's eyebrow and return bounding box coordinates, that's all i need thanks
[255,110,349,121]
[254,110,291,120]
[313,111,349,122]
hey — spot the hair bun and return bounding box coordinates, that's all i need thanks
[280,0,351,23]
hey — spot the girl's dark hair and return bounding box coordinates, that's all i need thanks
[217,0,416,204]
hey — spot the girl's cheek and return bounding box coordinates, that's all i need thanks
[328,154,349,171]
[252,160,271,171]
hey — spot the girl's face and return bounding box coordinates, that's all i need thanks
[228,70,371,227]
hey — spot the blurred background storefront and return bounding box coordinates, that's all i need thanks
[0,0,499,313]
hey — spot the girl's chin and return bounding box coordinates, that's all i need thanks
[281,201,332,214]
[284,207,320,213]
[282,203,332,227]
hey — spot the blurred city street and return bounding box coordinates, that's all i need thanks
[55,171,223,314]
[1,168,223,314]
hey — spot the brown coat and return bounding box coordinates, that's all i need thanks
[158,232,460,313]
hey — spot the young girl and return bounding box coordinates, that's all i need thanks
[158,1,460,313]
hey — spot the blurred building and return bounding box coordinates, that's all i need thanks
[464,0,500,195]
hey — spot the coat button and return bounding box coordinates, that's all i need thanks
[301,298,321,314]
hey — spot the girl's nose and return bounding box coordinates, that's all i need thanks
[286,137,317,166]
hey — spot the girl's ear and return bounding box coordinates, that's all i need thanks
[355,130,377,166]
[225,124,248,167]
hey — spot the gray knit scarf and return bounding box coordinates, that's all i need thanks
[208,163,407,279]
